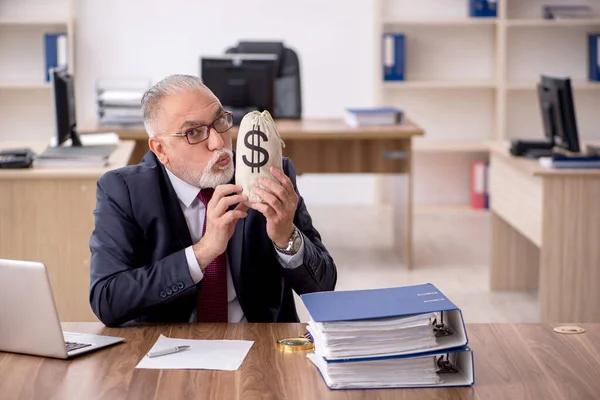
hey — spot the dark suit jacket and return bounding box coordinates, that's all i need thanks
[89,151,337,327]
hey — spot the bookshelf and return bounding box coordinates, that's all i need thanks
[384,80,496,89]
[505,18,600,27]
[0,0,75,141]
[376,0,600,208]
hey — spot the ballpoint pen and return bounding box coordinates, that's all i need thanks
[147,345,190,358]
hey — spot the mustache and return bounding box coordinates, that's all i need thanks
[206,148,233,169]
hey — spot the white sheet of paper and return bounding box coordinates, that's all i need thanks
[135,334,254,370]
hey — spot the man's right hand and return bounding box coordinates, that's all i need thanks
[193,184,248,270]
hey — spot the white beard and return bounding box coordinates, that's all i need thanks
[197,148,234,188]
[168,148,234,189]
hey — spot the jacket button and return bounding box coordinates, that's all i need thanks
[159,291,167,298]
[177,282,184,289]
[172,284,179,292]
[166,288,173,295]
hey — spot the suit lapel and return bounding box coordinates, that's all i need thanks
[227,152,245,304]
[227,218,245,305]
[151,152,194,249]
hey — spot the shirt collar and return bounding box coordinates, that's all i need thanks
[165,168,200,208]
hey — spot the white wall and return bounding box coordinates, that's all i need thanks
[74,0,377,121]
[74,0,378,205]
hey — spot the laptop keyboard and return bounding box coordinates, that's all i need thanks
[65,341,92,352]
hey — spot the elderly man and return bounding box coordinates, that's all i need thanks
[89,74,336,327]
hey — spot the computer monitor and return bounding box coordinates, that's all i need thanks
[537,75,580,153]
[200,54,277,122]
[51,66,82,147]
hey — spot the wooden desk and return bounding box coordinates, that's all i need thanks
[0,141,135,322]
[83,119,425,268]
[489,142,600,322]
[2,322,599,399]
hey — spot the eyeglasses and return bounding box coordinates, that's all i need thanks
[157,111,234,145]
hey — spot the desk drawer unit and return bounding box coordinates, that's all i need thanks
[489,154,542,247]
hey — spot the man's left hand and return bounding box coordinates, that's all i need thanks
[251,166,299,248]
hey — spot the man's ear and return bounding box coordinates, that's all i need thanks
[149,136,169,166]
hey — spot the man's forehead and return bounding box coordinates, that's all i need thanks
[161,90,222,126]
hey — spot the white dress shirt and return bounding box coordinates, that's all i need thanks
[165,169,305,323]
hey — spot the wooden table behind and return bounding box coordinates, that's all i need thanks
[0,141,135,322]
[83,119,424,171]
[84,119,424,269]
[2,323,600,399]
[489,142,600,322]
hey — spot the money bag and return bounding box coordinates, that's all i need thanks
[235,110,286,206]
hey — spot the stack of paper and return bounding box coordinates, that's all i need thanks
[136,334,254,370]
[96,79,148,125]
[301,283,474,389]
[344,107,403,128]
[307,348,473,389]
[308,313,438,360]
[35,137,117,168]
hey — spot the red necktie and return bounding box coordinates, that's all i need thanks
[196,188,228,322]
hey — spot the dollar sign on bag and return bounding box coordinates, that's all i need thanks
[242,123,269,173]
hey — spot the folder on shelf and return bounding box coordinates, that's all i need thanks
[44,33,68,82]
[307,346,474,389]
[470,161,487,209]
[469,0,497,17]
[382,33,404,81]
[539,154,600,169]
[589,34,600,82]
[485,161,490,209]
[301,283,469,361]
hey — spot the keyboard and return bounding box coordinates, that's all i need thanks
[65,341,92,352]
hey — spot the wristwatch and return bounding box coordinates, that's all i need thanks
[273,227,302,255]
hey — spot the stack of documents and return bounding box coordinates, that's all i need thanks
[97,89,144,124]
[96,79,149,124]
[539,154,600,169]
[344,107,403,128]
[307,348,473,389]
[301,283,474,389]
[308,313,438,360]
[35,134,118,168]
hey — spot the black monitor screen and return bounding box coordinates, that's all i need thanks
[51,66,80,147]
[201,54,277,121]
[537,75,580,153]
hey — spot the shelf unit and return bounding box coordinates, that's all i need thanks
[0,0,75,141]
[384,80,496,89]
[382,18,497,26]
[0,80,52,89]
[505,18,600,27]
[413,139,491,153]
[414,204,490,215]
[506,80,600,90]
[375,0,600,209]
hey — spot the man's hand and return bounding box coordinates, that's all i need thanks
[251,167,299,248]
[193,184,248,270]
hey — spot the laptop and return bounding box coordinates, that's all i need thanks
[0,259,124,359]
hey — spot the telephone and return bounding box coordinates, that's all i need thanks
[0,148,36,169]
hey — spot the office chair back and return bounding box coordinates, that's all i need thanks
[226,41,302,119]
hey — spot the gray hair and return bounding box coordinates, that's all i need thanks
[141,74,208,137]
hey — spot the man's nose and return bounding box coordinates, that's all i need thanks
[207,128,224,150]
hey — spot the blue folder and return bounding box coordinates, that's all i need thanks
[469,0,497,17]
[301,283,469,358]
[382,33,404,81]
[302,284,474,388]
[307,347,475,389]
[302,283,458,322]
[44,32,67,82]
[589,34,600,81]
